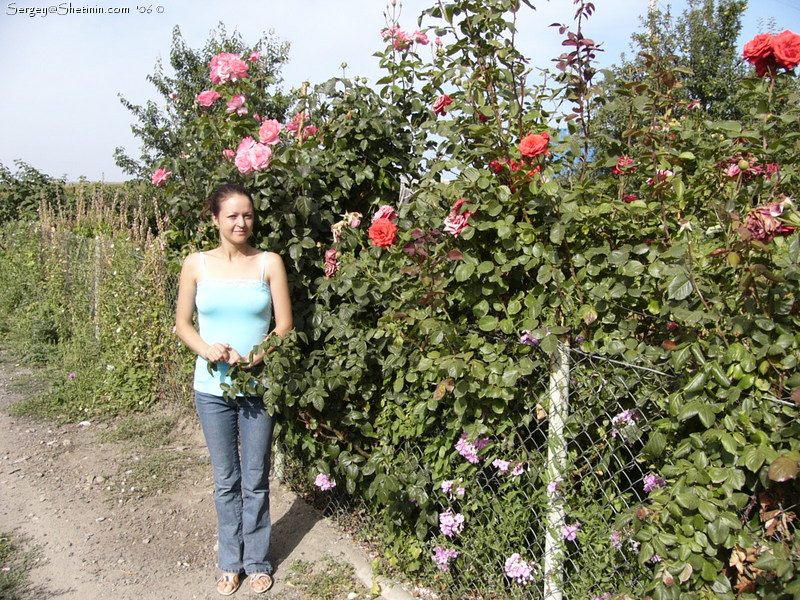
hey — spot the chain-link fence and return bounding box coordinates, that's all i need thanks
[277,342,676,600]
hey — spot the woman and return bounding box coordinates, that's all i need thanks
[175,183,293,595]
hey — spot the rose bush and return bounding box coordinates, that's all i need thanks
[132,2,800,598]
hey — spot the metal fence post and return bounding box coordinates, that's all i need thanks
[543,339,570,600]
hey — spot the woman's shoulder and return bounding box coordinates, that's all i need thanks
[180,251,204,274]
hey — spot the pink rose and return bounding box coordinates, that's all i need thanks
[209,52,250,85]
[151,168,172,186]
[433,94,453,116]
[324,248,339,278]
[372,205,398,222]
[234,137,272,174]
[413,30,429,45]
[286,111,309,132]
[259,119,282,145]
[196,90,221,107]
[302,125,318,139]
[222,149,235,161]
[249,51,260,62]
[443,198,474,237]
[226,94,247,116]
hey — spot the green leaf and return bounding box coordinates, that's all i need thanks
[667,272,693,300]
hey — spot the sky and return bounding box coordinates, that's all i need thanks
[0,0,798,182]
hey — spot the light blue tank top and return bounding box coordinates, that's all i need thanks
[193,251,273,396]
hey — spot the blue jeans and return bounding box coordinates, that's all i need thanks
[195,391,275,574]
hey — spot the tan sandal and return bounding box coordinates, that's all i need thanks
[249,573,274,593]
[217,572,241,596]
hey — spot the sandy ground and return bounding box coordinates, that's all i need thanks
[0,353,410,600]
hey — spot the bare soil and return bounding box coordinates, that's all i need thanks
[0,353,386,600]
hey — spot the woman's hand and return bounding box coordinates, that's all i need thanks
[204,342,232,363]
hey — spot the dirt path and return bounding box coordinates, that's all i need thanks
[0,355,408,600]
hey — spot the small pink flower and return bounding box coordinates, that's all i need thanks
[492,459,510,473]
[433,94,453,116]
[151,168,172,186]
[324,248,339,278]
[249,51,260,62]
[67,373,76,380]
[413,30,430,45]
[439,509,465,537]
[646,169,673,185]
[222,149,235,161]
[314,473,336,491]
[226,94,248,116]
[622,194,638,204]
[561,522,581,541]
[432,546,459,572]
[372,205,398,222]
[441,480,454,494]
[611,156,635,175]
[443,198,474,236]
[286,110,309,132]
[258,119,282,145]
[196,90,221,107]
[510,463,525,477]
[643,473,666,493]
[547,480,560,494]
[504,553,535,584]
[303,125,318,139]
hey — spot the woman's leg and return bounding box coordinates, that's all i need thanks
[238,397,276,574]
[195,391,244,573]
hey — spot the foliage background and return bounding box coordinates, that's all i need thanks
[0,1,798,598]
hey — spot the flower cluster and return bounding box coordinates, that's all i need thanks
[721,155,779,180]
[381,26,429,51]
[439,509,465,537]
[443,198,474,236]
[742,30,800,77]
[745,199,797,243]
[440,480,466,498]
[492,458,525,476]
[643,472,666,493]
[455,432,490,464]
[646,169,673,186]
[561,521,581,541]
[314,473,336,491]
[611,408,641,440]
[503,553,536,584]
[432,546,459,572]
[285,110,318,141]
[611,155,635,175]
[234,137,272,174]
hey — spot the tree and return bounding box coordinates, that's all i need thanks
[114,23,293,179]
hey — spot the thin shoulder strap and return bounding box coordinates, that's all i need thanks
[260,251,268,281]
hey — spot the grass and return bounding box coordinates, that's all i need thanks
[0,533,36,600]
[284,557,379,600]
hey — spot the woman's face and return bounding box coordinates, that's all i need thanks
[212,193,254,243]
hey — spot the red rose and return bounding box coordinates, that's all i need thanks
[368,218,398,247]
[773,30,800,70]
[743,33,774,62]
[519,132,550,158]
[432,94,453,116]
